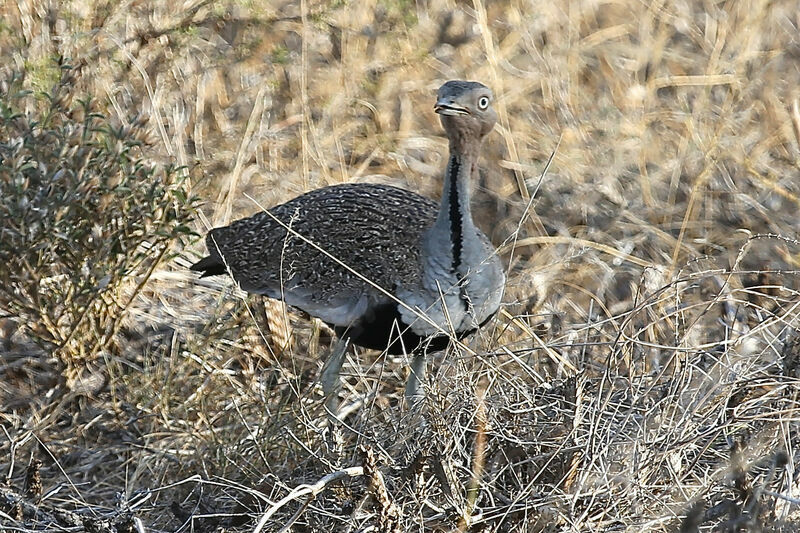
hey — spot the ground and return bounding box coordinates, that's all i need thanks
[1,0,800,531]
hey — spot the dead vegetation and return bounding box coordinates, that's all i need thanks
[1,0,800,531]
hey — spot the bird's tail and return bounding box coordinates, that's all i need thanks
[190,255,226,277]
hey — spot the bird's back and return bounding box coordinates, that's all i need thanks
[201,183,438,324]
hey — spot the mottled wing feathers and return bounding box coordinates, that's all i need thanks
[195,183,438,324]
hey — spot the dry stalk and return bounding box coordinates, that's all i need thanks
[361,444,401,533]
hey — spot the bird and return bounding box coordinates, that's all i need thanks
[191,80,505,410]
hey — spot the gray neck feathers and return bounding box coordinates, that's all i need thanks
[432,148,479,274]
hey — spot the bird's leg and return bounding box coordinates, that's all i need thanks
[405,352,427,409]
[321,337,349,418]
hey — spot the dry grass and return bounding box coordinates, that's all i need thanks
[2,0,800,531]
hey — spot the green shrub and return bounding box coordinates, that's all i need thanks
[0,63,198,371]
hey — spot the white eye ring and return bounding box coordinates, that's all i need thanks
[477,96,490,110]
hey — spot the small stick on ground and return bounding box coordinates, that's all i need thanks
[252,466,364,533]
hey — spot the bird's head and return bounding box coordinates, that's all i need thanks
[434,80,497,145]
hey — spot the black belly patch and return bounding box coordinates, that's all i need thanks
[332,302,491,355]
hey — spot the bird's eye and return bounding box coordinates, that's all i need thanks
[477,96,490,110]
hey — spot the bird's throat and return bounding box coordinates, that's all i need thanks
[442,151,476,274]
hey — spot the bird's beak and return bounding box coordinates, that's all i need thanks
[434,101,470,116]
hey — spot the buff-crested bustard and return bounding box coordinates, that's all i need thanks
[191,80,505,411]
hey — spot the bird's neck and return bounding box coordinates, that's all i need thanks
[433,145,480,274]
